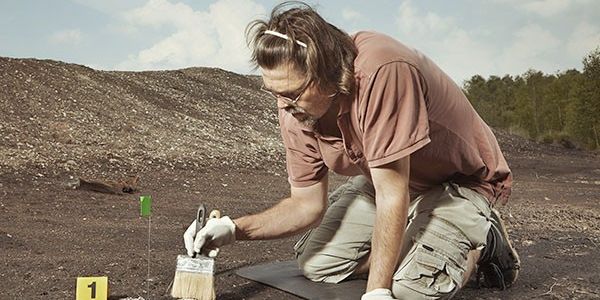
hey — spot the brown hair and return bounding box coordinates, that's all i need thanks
[246,1,357,95]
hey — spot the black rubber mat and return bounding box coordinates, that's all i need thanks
[235,261,366,300]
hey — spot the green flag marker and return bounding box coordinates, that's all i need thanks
[140,195,152,217]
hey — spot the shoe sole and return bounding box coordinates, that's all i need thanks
[490,208,521,287]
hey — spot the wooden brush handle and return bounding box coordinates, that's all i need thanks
[209,209,221,219]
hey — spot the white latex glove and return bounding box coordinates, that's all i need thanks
[183,216,236,257]
[361,288,395,300]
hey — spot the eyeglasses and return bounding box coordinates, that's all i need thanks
[260,81,312,105]
[260,81,339,105]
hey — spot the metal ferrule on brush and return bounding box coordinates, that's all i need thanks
[176,255,215,274]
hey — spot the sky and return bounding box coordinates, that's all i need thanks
[1,0,599,85]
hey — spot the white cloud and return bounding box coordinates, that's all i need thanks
[48,29,82,45]
[498,24,561,73]
[116,0,265,73]
[397,1,453,35]
[393,0,597,82]
[342,8,364,22]
[395,1,495,83]
[521,0,569,17]
[70,0,145,14]
[492,0,593,17]
[567,21,600,60]
[515,0,568,17]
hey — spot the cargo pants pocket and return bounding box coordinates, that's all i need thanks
[393,243,464,299]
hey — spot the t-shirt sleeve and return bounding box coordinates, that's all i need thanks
[279,111,328,187]
[360,62,431,167]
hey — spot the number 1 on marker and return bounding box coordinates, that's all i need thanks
[76,276,107,300]
[88,281,96,298]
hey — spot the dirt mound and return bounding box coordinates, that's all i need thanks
[492,128,593,159]
[0,57,284,179]
[3,56,589,179]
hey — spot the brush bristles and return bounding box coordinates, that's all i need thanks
[171,270,215,300]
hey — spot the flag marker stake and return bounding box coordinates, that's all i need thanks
[140,195,152,299]
[147,214,151,299]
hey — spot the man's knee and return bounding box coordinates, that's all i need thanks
[297,253,328,281]
[296,250,357,283]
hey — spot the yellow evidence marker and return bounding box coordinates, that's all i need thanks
[76,276,108,300]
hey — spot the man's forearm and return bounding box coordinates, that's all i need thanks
[233,195,325,240]
[367,191,409,291]
[367,157,412,292]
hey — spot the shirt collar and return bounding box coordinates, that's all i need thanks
[337,94,352,116]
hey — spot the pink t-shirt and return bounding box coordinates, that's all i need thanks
[279,31,512,205]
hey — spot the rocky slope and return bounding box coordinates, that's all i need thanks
[0,57,283,179]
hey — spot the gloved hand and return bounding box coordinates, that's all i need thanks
[361,288,395,300]
[183,216,236,257]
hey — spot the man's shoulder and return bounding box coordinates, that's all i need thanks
[352,31,420,77]
[352,30,395,45]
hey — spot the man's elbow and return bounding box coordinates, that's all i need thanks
[294,195,327,229]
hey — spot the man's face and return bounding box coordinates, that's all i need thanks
[261,63,334,127]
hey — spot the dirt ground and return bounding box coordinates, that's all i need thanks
[1,57,599,299]
[1,148,599,299]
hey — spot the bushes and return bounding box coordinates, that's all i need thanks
[538,131,577,149]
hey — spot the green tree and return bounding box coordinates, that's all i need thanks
[563,72,585,144]
[464,74,516,129]
[578,47,600,149]
[462,46,600,150]
[464,75,490,121]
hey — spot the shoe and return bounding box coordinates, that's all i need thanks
[476,208,521,290]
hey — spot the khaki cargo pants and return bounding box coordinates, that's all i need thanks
[294,176,493,299]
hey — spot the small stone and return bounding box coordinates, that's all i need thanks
[522,240,534,246]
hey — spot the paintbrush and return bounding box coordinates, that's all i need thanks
[171,204,219,300]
